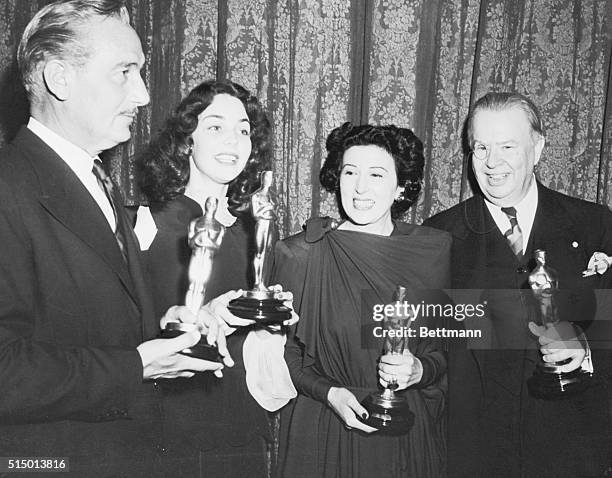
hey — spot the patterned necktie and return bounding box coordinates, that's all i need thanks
[92,159,128,262]
[501,206,523,260]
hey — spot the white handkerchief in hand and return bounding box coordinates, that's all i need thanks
[134,206,158,251]
[243,329,297,412]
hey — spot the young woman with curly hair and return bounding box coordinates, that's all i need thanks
[274,123,452,477]
[134,79,279,477]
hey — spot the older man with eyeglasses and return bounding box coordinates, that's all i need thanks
[425,92,612,478]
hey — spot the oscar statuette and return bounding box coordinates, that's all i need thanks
[359,286,415,435]
[526,249,592,399]
[161,196,223,361]
[227,171,292,325]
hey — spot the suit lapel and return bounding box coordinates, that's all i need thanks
[528,183,576,257]
[13,128,142,314]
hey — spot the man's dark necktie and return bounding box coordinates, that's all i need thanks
[501,206,524,260]
[92,159,128,262]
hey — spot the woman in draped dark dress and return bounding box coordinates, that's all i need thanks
[273,123,451,477]
[134,80,282,477]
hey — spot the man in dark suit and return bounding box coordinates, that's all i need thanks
[425,92,612,477]
[0,1,224,475]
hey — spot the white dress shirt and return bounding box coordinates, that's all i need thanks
[27,117,116,232]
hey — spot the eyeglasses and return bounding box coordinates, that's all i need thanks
[471,142,518,161]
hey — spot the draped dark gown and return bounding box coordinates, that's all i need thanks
[141,195,271,477]
[273,218,452,478]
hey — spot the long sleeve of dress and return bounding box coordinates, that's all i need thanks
[415,352,444,389]
[272,238,337,403]
[284,331,336,403]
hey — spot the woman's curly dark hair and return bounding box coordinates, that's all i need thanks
[319,122,424,219]
[137,79,271,215]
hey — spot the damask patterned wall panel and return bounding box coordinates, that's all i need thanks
[0,0,610,225]
[517,0,609,201]
[367,0,421,127]
[0,1,19,146]
[221,0,271,102]
[270,0,353,235]
[532,0,609,201]
[105,0,186,203]
[425,0,481,217]
[268,0,300,235]
[0,0,52,146]
[181,0,218,93]
[367,0,440,225]
[471,0,611,203]
[600,61,612,206]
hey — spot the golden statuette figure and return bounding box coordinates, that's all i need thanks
[185,197,225,313]
[251,170,274,292]
[161,197,224,361]
[228,171,291,325]
[359,285,415,435]
[526,249,591,399]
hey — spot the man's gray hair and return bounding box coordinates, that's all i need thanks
[17,0,129,104]
[466,91,545,144]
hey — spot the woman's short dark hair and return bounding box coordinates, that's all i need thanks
[320,122,424,218]
[137,79,271,215]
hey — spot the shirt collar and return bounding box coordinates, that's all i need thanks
[514,177,538,226]
[27,117,96,177]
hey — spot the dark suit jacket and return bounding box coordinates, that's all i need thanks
[425,183,612,478]
[0,127,164,476]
